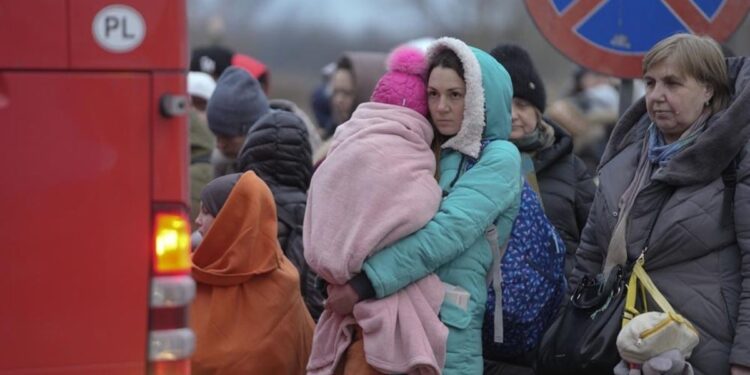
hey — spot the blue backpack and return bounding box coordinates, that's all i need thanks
[463,140,566,359]
[482,180,566,359]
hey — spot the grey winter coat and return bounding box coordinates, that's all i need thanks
[570,57,750,375]
[534,119,595,279]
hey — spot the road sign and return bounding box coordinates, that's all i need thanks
[525,0,750,78]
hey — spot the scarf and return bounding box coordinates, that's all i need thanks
[603,110,710,272]
[647,111,710,167]
[603,137,653,274]
[513,119,554,197]
[513,119,556,153]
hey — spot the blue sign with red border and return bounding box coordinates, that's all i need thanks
[526,0,750,78]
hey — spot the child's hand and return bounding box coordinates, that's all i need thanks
[325,283,359,316]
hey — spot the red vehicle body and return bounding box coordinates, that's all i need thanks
[0,1,194,374]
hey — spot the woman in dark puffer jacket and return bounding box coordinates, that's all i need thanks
[490,44,595,280]
[237,110,324,320]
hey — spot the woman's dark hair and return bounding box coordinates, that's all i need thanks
[427,48,465,179]
[336,56,353,71]
[428,48,464,81]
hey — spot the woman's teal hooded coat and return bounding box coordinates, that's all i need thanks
[362,37,522,374]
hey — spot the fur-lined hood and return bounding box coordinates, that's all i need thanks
[600,57,750,186]
[427,37,513,158]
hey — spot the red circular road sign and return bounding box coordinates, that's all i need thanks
[526,0,750,78]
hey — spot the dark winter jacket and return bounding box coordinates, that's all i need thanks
[534,119,595,279]
[571,57,750,374]
[237,110,324,320]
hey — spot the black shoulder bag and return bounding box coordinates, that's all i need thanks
[535,188,671,375]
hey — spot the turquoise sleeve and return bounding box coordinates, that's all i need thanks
[362,141,521,298]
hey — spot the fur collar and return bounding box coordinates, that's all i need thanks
[600,57,750,186]
[427,37,486,158]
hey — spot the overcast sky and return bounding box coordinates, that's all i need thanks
[188,0,521,38]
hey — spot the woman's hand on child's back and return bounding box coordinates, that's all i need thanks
[326,283,359,316]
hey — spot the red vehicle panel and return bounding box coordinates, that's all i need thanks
[152,72,189,203]
[0,0,69,69]
[0,1,192,374]
[0,72,152,374]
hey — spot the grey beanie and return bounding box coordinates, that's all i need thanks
[207,66,270,137]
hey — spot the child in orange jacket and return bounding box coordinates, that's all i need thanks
[190,171,314,374]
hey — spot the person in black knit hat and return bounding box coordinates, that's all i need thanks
[491,44,547,113]
[190,45,235,81]
[484,43,596,374]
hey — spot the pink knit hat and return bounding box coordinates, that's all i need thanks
[370,46,428,117]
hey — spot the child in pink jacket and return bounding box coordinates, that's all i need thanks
[305,46,448,375]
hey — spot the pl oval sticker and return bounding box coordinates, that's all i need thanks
[92,5,146,53]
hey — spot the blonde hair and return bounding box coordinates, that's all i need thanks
[643,33,730,113]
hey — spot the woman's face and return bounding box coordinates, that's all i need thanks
[510,97,539,139]
[195,203,216,237]
[330,69,356,125]
[644,57,714,143]
[428,66,466,136]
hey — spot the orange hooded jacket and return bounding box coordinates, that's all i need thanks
[190,172,314,374]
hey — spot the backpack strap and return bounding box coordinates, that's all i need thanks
[486,224,507,344]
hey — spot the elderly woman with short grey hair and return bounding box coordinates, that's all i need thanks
[570,33,750,375]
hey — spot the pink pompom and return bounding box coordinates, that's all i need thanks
[371,45,429,117]
[387,46,427,78]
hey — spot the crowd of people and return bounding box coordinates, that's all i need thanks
[185,34,749,375]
